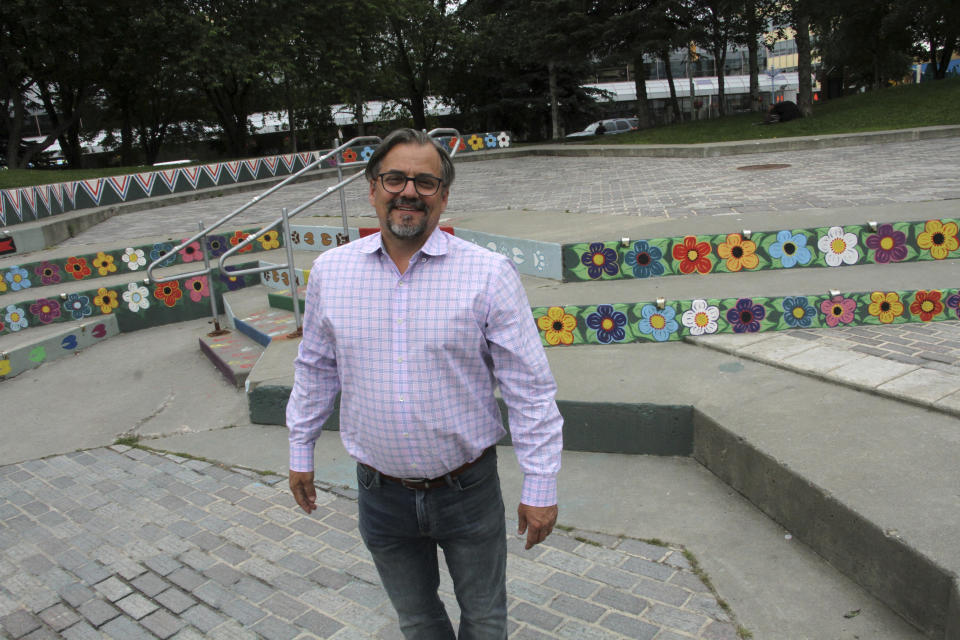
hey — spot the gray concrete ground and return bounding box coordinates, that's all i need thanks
[3,133,960,639]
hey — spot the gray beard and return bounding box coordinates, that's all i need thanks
[387,199,428,239]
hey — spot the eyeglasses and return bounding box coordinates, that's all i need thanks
[377,171,443,196]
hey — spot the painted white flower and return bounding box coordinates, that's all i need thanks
[122,247,146,270]
[817,226,859,267]
[681,299,719,336]
[122,282,150,312]
[497,132,511,148]
[510,247,525,265]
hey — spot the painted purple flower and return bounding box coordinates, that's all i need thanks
[865,223,907,263]
[34,261,62,285]
[206,234,229,258]
[726,298,766,333]
[947,293,960,320]
[586,305,627,344]
[29,298,61,324]
[219,267,245,291]
[580,243,620,279]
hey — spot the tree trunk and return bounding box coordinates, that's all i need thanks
[120,98,135,166]
[935,38,957,79]
[285,80,297,153]
[746,0,762,111]
[661,49,681,122]
[794,10,813,117]
[548,60,561,140]
[353,100,366,136]
[633,53,651,129]
[5,94,26,169]
[717,50,727,117]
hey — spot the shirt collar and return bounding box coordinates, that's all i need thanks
[358,226,451,257]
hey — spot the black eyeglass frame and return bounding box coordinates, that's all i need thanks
[376,171,444,197]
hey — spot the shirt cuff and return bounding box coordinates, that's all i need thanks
[289,443,316,473]
[521,474,557,507]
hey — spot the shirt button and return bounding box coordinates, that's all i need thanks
[397,358,403,363]
[421,257,427,263]
[399,397,404,402]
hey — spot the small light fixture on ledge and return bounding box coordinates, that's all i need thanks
[829,289,840,297]
[59,292,67,300]
[742,229,752,239]
[656,297,666,310]
[620,237,631,247]
[867,221,878,232]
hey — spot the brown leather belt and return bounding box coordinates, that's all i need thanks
[364,446,495,490]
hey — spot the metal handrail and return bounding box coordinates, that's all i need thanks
[145,135,382,284]
[145,129,460,336]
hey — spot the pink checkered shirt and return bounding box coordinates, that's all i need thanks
[286,227,563,506]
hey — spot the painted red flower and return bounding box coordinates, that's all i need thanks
[230,231,253,253]
[672,236,713,274]
[154,281,183,307]
[909,290,943,322]
[65,256,91,280]
[341,148,358,163]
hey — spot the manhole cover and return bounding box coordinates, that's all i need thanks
[737,163,792,171]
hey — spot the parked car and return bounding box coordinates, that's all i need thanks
[566,118,639,138]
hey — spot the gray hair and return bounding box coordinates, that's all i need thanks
[364,128,455,189]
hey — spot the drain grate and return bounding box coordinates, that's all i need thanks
[737,163,792,171]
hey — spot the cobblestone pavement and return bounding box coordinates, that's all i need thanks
[0,446,738,640]
[59,137,960,247]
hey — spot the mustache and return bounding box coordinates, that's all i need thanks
[387,197,427,213]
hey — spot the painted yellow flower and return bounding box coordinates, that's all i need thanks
[94,287,119,314]
[257,230,281,250]
[93,251,117,276]
[0,360,10,376]
[716,233,759,272]
[537,306,577,346]
[0,279,6,293]
[916,219,959,260]
[868,291,904,324]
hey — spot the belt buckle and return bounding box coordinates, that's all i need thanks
[400,478,430,490]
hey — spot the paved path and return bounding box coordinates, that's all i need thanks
[0,446,735,640]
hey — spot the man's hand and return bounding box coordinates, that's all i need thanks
[517,503,558,550]
[289,470,317,514]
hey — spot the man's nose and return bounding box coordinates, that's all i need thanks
[401,177,419,197]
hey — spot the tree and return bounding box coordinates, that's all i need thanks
[908,0,960,80]
[689,0,747,117]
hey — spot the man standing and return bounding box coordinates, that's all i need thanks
[286,128,563,639]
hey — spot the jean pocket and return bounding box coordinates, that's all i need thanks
[452,456,498,492]
[356,463,379,490]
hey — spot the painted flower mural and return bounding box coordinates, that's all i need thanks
[580,243,619,279]
[868,292,904,324]
[585,305,627,344]
[154,281,184,307]
[781,296,816,328]
[681,299,720,336]
[909,290,943,322]
[817,226,859,266]
[497,132,510,148]
[624,241,664,278]
[258,230,281,250]
[64,293,92,319]
[206,235,229,258]
[672,236,713,274]
[122,247,146,271]
[537,306,577,345]
[726,298,766,333]
[637,304,678,342]
[29,298,61,324]
[179,240,203,263]
[768,230,812,268]
[916,219,959,260]
[716,233,759,272]
[92,252,117,276]
[4,266,31,291]
[93,287,119,314]
[230,231,253,253]
[122,283,151,312]
[820,295,856,327]
[35,262,61,285]
[865,224,907,263]
[4,304,28,331]
[186,276,210,302]
[150,243,176,267]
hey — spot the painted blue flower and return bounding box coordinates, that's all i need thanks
[150,242,176,267]
[586,305,627,344]
[484,134,498,148]
[637,304,678,342]
[4,304,28,331]
[726,298,766,333]
[580,243,619,279]
[623,241,664,279]
[361,146,375,161]
[769,230,812,268]
[782,296,816,328]
[64,293,92,320]
[4,266,31,291]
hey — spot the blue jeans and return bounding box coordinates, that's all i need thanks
[356,449,508,640]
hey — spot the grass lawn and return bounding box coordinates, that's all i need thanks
[0,164,159,190]
[576,77,960,145]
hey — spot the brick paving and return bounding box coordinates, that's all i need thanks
[0,446,738,639]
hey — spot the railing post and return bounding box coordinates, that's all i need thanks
[199,221,228,336]
[335,138,350,241]
[281,207,303,338]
